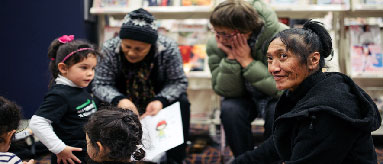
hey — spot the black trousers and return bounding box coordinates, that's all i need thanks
[166,93,191,163]
[220,97,277,157]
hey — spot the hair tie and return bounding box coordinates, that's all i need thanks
[61,48,93,63]
[51,58,55,61]
[58,35,74,43]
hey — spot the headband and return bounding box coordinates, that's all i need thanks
[61,48,94,63]
[51,35,75,61]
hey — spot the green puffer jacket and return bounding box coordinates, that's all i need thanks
[206,0,288,98]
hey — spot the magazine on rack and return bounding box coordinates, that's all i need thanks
[349,25,383,76]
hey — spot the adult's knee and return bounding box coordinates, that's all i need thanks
[220,99,245,121]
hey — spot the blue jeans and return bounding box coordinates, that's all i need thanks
[220,96,277,157]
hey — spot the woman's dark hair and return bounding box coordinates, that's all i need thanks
[209,0,264,34]
[0,96,21,143]
[84,106,145,161]
[47,38,100,86]
[264,20,333,70]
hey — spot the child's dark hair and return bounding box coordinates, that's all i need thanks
[264,20,333,70]
[47,36,100,86]
[0,96,21,143]
[84,106,145,161]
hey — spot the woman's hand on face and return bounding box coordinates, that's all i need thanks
[57,146,82,164]
[231,33,253,68]
[118,99,139,115]
[216,35,235,60]
[141,100,163,119]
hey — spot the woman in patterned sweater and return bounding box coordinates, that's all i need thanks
[91,8,190,164]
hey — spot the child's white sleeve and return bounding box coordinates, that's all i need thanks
[29,115,66,154]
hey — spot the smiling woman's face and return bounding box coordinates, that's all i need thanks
[266,38,310,91]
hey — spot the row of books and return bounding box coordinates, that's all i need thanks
[92,0,213,8]
[144,0,212,6]
[357,0,383,4]
[264,0,348,4]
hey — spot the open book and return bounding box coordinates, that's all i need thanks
[140,102,184,161]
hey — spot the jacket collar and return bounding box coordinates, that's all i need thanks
[55,75,80,88]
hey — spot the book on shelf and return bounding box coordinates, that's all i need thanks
[360,0,383,4]
[143,0,173,6]
[181,0,212,6]
[179,44,207,72]
[349,25,383,76]
[93,0,143,9]
[93,0,129,8]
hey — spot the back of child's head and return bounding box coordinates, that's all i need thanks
[84,106,145,162]
[0,96,21,143]
[47,35,100,86]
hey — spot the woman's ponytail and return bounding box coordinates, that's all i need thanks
[303,20,333,62]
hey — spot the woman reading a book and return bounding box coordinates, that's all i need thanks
[91,8,190,164]
[233,20,381,164]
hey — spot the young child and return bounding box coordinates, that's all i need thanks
[0,96,34,164]
[29,35,99,164]
[84,106,145,163]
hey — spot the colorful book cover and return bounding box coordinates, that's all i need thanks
[179,44,206,72]
[349,25,383,76]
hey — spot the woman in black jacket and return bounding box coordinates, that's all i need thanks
[233,20,381,164]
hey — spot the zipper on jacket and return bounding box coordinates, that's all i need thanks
[309,115,317,130]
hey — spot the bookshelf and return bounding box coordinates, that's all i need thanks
[90,0,383,134]
[91,6,212,19]
[272,4,349,18]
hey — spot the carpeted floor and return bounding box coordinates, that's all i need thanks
[19,124,383,164]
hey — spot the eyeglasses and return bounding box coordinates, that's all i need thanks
[215,31,238,40]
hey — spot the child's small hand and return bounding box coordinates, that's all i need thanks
[57,146,82,164]
[23,159,34,164]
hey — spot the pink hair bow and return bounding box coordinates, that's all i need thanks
[58,35,74,43]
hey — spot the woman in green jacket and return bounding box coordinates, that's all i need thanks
[206,0,287,157]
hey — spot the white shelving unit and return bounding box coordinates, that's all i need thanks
[90,0,383,134]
